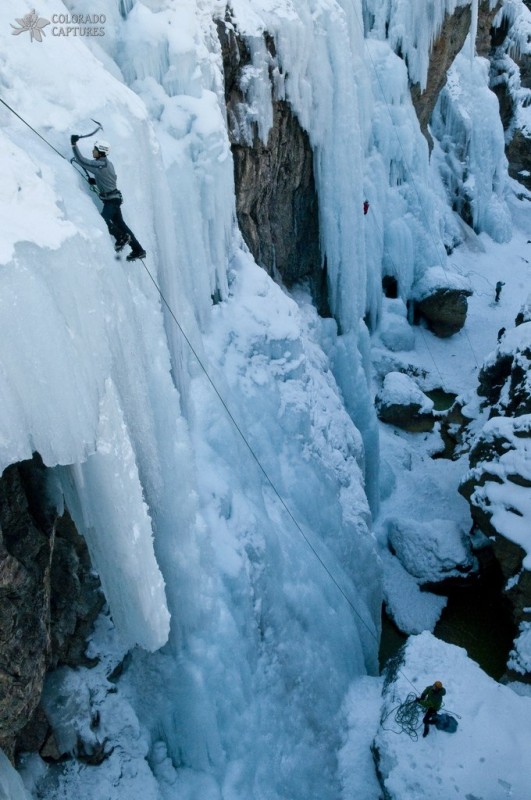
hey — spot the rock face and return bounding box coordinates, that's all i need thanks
[409,2,502,151]
[415,287,472,338]
[410,4,472,149]
[0,457,103,758]
[217,19,327,314]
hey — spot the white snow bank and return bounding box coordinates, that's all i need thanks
[376,631,531,800]
[412,265,472,302]
[377,372,434,412]
[379,313,415,352]
[381,550,447,634]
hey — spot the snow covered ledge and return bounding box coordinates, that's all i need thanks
[374,631,531,800]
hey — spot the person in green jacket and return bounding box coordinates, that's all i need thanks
[417,681,446,738]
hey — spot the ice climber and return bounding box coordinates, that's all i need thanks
[495,280,505,303]
[417,680,446,738]
[70,135,146,261]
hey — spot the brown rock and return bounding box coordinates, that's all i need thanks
[376,401,435,432]
[0,456,103,756]
[416,288,471,337]
[410,4,471,149]
[217,20,327,315]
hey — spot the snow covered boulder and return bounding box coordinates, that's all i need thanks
[374,631,531,800]
[387,517,473,583]
[376,372,435,432]
[379,314,415,352]
[381,550,447,635]
[412,267,472,338]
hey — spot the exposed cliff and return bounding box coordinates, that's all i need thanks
[217,19,327,315]
[0,457,103,760]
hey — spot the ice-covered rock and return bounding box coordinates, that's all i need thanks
[379,314,415,352]
[412,266,473,337]
[381,550,447,635]
[387,517,473,583]
[376,372,435,431]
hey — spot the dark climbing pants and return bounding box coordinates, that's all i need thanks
[101,199,143,253]
[423,707,437,737]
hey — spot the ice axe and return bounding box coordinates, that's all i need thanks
[70,119,104,192]
[77,118,103,140]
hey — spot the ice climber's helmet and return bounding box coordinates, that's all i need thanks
[433,681,443,689]
[94,140,111,155]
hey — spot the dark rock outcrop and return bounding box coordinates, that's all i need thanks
[409,2,501,150]
[217,19,327,314]
[415,287,472,338]
[375,372,435,432]
[0,456,103,759]
[376,402,435,432]
[515,294,531,327]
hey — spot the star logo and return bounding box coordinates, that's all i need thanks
[11,9,50,42]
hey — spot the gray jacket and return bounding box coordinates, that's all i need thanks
[71,144,121,199]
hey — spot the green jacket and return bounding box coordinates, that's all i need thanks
[419,685,446,711]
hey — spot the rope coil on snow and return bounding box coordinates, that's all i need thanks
[381,693,424,741]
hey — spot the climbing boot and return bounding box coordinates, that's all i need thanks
[126,249,146,262]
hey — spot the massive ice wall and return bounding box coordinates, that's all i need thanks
[1,0,383,795]
[0,0,524,796]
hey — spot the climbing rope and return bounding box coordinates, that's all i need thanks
[380,693,424,740]
[380,692,460,740]
[0,96,67,160]
[1,94,427,700]
[0,96,99,195]
[138,258,396,667]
